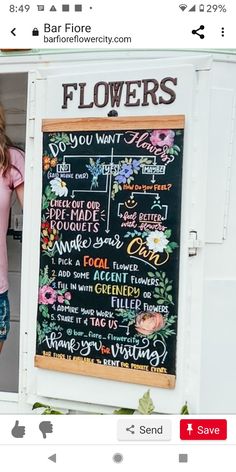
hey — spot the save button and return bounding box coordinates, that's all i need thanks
[180,419,227,440]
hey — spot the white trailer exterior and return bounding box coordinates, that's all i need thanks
[0,49,235,414]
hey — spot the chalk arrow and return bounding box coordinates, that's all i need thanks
[105,148,114,233]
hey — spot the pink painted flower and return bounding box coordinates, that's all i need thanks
[64,292,72,300]
[57,295,64,304]
[150,129,175,147]
[135,311,165,336]
[39,285,57,305]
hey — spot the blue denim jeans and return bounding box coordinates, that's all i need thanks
[0,291,10,341]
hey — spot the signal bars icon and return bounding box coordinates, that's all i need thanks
[179,4,188,11]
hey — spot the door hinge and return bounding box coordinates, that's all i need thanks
[188,230,203,257]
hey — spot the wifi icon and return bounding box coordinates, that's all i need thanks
[179,4,188,11]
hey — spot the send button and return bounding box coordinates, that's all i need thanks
[118,420,171,441]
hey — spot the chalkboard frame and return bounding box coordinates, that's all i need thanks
[35,115,185,389]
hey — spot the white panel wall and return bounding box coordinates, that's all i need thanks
[200,281,236,413]
[205,87,235,243]
[200,61,236,411]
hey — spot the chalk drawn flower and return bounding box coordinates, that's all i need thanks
[115,174,126,184]
[41,221,50,230]
[50,157,58,168]
[135,311,165,336]
[146,230,169,253]
[115,163,133,184]
[121,164,133,178]
[150,129,175,148]
[86,157,103,189]
[43,156,51,171]
[50,177,68,197]
[39,285,57,305]
[41,225,59,251]
[57,291,71,305]
[132,159,141,171]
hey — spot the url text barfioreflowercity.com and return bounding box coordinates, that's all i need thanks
[43,23,132,44]
[44,35,132,44]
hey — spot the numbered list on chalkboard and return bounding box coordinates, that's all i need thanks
[36,120,184,386]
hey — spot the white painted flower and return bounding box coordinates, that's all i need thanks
[50,177,68,197]
[146,230,169,253]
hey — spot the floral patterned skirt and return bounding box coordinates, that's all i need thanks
[0,291,10,341]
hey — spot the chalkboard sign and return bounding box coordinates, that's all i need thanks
[35,116,185,389]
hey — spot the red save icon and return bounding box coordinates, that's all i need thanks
[180,419,227,440]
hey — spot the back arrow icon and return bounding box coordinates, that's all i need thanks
[11,28,16,36]
[48,454,56,463]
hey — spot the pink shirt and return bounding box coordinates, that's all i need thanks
[0,148,24,294]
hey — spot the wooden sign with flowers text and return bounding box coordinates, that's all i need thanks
[35,115,185,389]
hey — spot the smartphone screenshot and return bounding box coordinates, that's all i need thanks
[0,1,235,470]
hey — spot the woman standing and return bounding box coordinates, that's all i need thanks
[0,104,24,353]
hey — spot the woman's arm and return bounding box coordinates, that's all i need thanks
[15,182,24,208]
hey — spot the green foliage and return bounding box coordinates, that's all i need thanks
[166,144,181,156]
[37,321,63,344]
[113,408,135,415]
[165,241,179,254]
[157,315,177,339]
[114,394,190,415]
[32,402,63,415]
[39,304,49,319]
[180,402,189,415]
[164,229,172,239]
[145,314,177,342]
[42,194,48,210]
[32,393,190,415]
[42,241,60,258]
[49,132,71,145]
[148,270,175,306]
[42,185,55,210]
[163,229,179,254]
[37,322,45,344]
[113,390,154,415]
[137,390,155,414]
[39,265,55,287]
[115,309,136,323]
[124,230,149,239]
[32,402,45,410]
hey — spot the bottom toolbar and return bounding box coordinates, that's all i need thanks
[0,415,234,444]
[0,444,235,471]
[0,416,235,470]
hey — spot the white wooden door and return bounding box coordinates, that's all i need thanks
[19,55,212,413]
